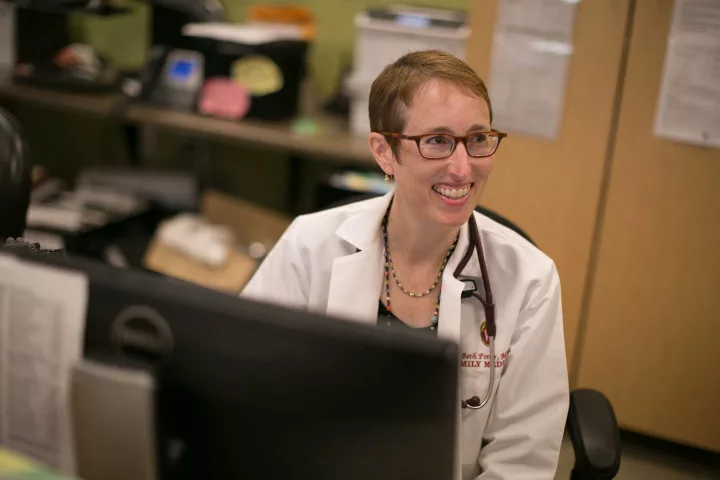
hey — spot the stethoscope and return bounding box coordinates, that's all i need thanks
[454,214,496,410]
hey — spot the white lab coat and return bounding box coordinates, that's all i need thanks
[242,192,569,480]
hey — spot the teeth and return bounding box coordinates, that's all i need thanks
[434,185,471,199]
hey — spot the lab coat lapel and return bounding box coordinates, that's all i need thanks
[326,247,383,325]
[325,193,392,325]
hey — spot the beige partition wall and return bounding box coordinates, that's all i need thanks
[575,0,720,452]
[467,0,632,364]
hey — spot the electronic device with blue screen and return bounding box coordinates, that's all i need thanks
[126,46,205,111]
[145,48,204,111]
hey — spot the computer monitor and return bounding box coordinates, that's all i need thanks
[18,253,459,480]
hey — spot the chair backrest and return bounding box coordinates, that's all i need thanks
[0,107,32,240]
[323,192,535,246]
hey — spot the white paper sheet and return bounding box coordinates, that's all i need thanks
[488,0,579,139]
[654,0,720,149]
[0,1,15,68]
[0,254,88,476]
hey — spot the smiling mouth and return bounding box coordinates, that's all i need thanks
[432,184,472,199]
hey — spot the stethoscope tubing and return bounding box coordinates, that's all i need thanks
[455,215,496,410]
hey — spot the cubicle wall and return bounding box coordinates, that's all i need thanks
[575,1,720,452]
[469,0,720,452]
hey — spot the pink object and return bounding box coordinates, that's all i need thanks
[199,77,251,120]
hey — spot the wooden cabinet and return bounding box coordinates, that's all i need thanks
[575,0,720,452]
[469,0,720,452]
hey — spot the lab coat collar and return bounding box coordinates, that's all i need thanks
[326,192,393,324]
[334,191,394,250]
[327,193,482,344]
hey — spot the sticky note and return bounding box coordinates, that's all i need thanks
[231,55,283,96]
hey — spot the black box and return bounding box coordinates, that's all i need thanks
[199,37,309,121]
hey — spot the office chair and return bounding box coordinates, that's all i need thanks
[0,106,32,241]
[0,107,66,256]
[323,192,622,480]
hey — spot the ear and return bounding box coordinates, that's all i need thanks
[368,132,395,176]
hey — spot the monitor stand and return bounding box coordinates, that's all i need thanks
[71,359,158,480]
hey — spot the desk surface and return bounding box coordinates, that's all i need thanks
[0,73,375,166]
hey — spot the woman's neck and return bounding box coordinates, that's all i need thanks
[385,198,461,267]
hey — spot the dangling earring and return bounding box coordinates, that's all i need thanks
[384,174,394,183]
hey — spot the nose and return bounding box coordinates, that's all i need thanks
[447,141,472,179]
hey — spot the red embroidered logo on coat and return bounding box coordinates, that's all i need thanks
[480,320,490,346]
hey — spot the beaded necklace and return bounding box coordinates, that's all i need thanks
[381,208,459,330]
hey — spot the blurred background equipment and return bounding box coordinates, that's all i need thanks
[119,3,311,121]
[10,0,130,92]
[119,0,229,111]
[134,45,206,112]
[150,0,226,48]
[345,5,469,135]
[139,189,291,293]
[20,156,290,293]
[180,19,310,120]
[76,165,201,213]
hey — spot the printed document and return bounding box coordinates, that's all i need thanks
[0,254,88,476]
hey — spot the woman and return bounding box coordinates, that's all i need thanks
[242,50,569,479]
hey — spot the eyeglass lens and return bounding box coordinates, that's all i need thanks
[419,134,498,158]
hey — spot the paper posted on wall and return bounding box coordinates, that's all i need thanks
[0,253,88,477]
[488,0,580,140]
[654,0,720,149]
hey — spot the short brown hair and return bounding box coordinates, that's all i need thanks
[369,50,492,155]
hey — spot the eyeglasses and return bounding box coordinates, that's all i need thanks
[380,131,507,159]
